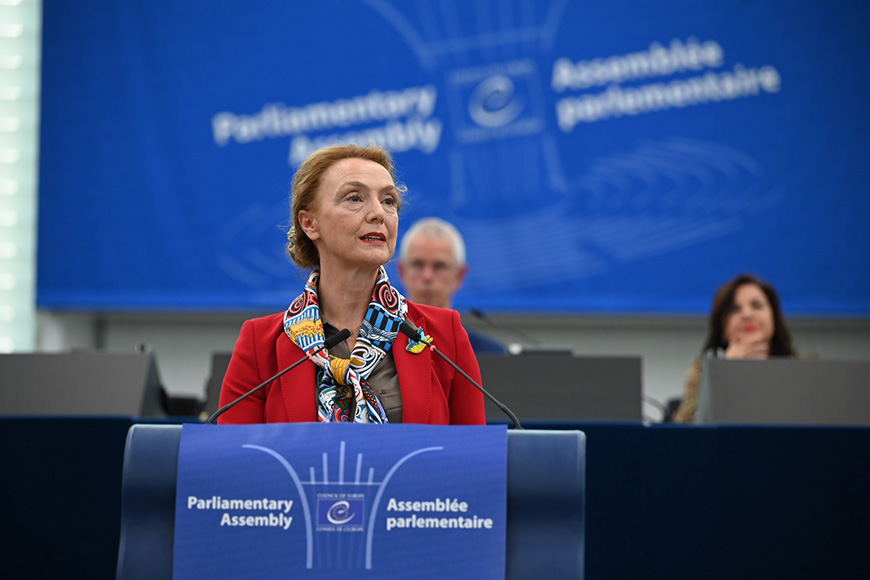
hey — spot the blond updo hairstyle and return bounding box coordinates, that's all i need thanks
[286,143,405,269]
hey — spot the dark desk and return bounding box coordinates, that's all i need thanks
[3,417,869,580]
[532,421,870,580]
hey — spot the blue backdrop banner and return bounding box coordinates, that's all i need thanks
[174,423,508,579]
[37,1,870,315]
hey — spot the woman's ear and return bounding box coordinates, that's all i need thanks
[297,210,320,241]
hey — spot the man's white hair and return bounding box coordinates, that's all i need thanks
[399,217,466,266]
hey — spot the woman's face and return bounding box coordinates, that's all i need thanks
[723,283,775,346]
[298,157,399,272]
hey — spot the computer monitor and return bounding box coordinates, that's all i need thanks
[697,358,870,426]
[0,351,166,417]
[476,353,643,421]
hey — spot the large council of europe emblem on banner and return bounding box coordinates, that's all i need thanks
[173,423,508,579]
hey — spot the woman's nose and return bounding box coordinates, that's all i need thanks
[368,203,385,222]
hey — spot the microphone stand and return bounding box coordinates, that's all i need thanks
[207,329,350,424]
[400,320,523,430]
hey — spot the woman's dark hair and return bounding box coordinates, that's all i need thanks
[702,273,794,356]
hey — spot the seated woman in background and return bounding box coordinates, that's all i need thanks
[673,273,804,423]
[217,143,486,425]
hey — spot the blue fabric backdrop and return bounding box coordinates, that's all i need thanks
[37,0,870,315]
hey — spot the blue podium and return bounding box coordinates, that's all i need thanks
[115,425,585,580]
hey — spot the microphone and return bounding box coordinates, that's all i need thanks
[207,328,351,424]
[399,319,523,430]
[469,309,542,354]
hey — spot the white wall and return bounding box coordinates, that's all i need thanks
[38,310,870,422]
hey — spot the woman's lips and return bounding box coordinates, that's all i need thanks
[360,232,386,242]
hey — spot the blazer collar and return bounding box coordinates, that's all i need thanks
[393,312,434,424]
[274,311,436,424]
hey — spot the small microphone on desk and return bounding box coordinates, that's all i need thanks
[399,319,523,430]
[207,328,351,424]
[469,309,541,355]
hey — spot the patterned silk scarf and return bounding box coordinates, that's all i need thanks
[283,267,408,423]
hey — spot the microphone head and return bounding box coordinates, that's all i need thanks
[324,328,351,349]
[399,319,422,342]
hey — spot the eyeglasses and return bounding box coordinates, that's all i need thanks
[405,260,458,278]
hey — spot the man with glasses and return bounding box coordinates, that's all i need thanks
[398,217,506,354]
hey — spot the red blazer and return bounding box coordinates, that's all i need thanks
[217,302,486,425]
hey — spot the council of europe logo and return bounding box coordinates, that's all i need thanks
[317,494,365,531]
[446,59,545,144]
[243,440,442,570]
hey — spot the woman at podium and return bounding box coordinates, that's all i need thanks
[217,144,486,425]
[673,273,805,423]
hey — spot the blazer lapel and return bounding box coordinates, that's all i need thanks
[394,313,434,424]
[275,333,318,422]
